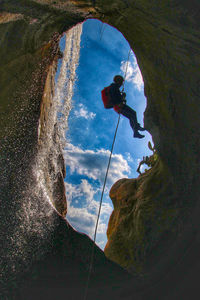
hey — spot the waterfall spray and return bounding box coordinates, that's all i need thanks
[37,23,83,211]
[54,23,83,149]
[0,24,83,288]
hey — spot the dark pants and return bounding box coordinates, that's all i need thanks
[120,104,138,133]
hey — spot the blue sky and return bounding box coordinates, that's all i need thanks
[57,19,152,249]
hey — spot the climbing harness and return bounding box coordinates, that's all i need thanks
[83,48,132,300]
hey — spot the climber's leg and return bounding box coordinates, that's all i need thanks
[120,105,145,138]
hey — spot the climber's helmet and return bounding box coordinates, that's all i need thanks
[113,75,124,86]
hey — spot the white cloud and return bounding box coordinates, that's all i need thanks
[139,164,146,173]
[96,239,106,249]
[97,222,107,234]
[64,143,131,249]
[120,57,144,91]
[64,143,130,186]
[65,180,113,246]
[65,181,97,237]
[66,204,96,236]
[74,103,96,120]
[125,152,133,163]
[65,180,113,217]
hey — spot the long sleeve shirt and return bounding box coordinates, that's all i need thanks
[109,83,124,105]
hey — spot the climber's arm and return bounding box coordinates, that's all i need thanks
[109,84,124,105]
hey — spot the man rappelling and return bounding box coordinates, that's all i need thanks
[101,75,146,138]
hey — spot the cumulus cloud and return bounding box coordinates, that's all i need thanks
[64,143,130,186]
[125,152,133,163]
[64,143,131,248]
[65,180,112,216]
[66,204,96,236]
[74,103,96,120]
[120,57,144,91]
[65,180,113,242]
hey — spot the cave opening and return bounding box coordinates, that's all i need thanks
[55,19,153,250]
[1,3,200,298]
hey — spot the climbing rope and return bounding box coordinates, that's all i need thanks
[83,47,132,300]
[122,47,131,92]
[99,22,106,41]
[83,113,120,300]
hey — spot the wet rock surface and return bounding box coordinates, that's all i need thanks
[1,1,200,299]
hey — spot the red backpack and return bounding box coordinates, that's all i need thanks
[101,86,113,109]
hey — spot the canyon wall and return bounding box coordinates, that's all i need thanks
[0,1,200,299]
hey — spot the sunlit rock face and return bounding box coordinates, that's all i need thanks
[1,0,200,299]
[105,159,178,273]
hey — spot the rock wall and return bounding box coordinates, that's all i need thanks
[104,158,179,273]
[38,59,67,216]
[0,0,200,299]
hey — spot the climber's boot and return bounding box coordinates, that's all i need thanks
[136,123,146,131]
[134,131,145,139]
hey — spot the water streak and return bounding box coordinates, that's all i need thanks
[55,23,83,149]
[0,24,83,290]
[37,23,83,211]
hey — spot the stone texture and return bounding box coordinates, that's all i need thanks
[0,0,200,299]
[38,59,67,216]
[105,159,180,273]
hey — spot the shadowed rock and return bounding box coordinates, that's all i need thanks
[1,1,200,299]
